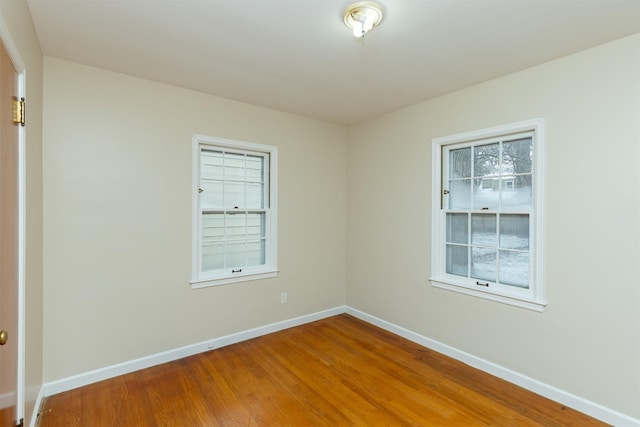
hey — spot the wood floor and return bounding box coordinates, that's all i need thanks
[37,314,608,426]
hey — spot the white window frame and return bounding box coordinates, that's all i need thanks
[191,134,278,289]
[430,119,546,311]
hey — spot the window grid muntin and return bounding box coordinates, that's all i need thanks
[199,145,270,276]
[200,149,267,210]
[443,131,533,290]
[445,211,530,289]
[447,135,533,211]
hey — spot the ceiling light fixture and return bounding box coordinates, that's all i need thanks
[343,1,383,38]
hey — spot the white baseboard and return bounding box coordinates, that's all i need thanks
[39,305,639,427]
[209,306,345,350]
[345,307,640,427]
[0,391,16,411]
[42,306,345,397]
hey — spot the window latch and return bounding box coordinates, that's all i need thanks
[441,189,450,209]
[198,188,204,193]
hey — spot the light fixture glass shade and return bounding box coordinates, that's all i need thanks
[352,21,364,38]
[343,2,383,38]
[363,14,375,32]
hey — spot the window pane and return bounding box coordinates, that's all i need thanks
[224,153,245,179]
[202,213,225,272]
[446,244,468,277]
[246,183,264,209]
[448,179,471,209]
[446,213,468,244]
[200,212,267,272]
[246,155,264,182]
[226,241,246,269]
[247,240,266,266]
[202,213,224,241]
[474,143,499,178]
[201,150,223,180]
[202,241,224,272]
[246,213,265,239]
[499,250,529,288]
[471,214,497,247]
[224,182,245,208]
[502,138,532,175]
[471,248,496,282]
[473,178,500,209]
[449,147,471,179]
[200,180,223,209]
[501,175,532,209]
[225,213,246,237]
[500,214,529,250]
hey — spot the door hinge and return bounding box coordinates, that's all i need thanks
[16,417,24,427]
[12,97,25,126]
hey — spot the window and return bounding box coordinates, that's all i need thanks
[191,135,278,288]
[430,119,545,311]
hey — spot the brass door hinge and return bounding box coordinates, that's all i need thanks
[12,97,25,126]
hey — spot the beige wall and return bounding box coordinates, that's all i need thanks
[347,34,640,418]
[0,1,44,425]
[42,57,347,381]
[41,29,638,421]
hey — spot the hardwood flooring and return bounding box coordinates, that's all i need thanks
[37,314,608,426]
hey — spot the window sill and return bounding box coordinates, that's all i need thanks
[191,269,279,289]
[430,277,546,312]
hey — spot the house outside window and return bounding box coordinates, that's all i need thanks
[191,135,278,288]
[430,119,545,311]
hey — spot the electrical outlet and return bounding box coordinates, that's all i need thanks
[280,292,287,304]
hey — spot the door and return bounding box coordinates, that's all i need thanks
[0,37,20,427]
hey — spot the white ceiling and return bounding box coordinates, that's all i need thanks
[26,0,640,125]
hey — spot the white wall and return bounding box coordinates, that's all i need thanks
[42,58,347,382]
[347,34,640,419]
[0,1,44,425]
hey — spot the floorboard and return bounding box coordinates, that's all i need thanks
[37,314,608,426]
